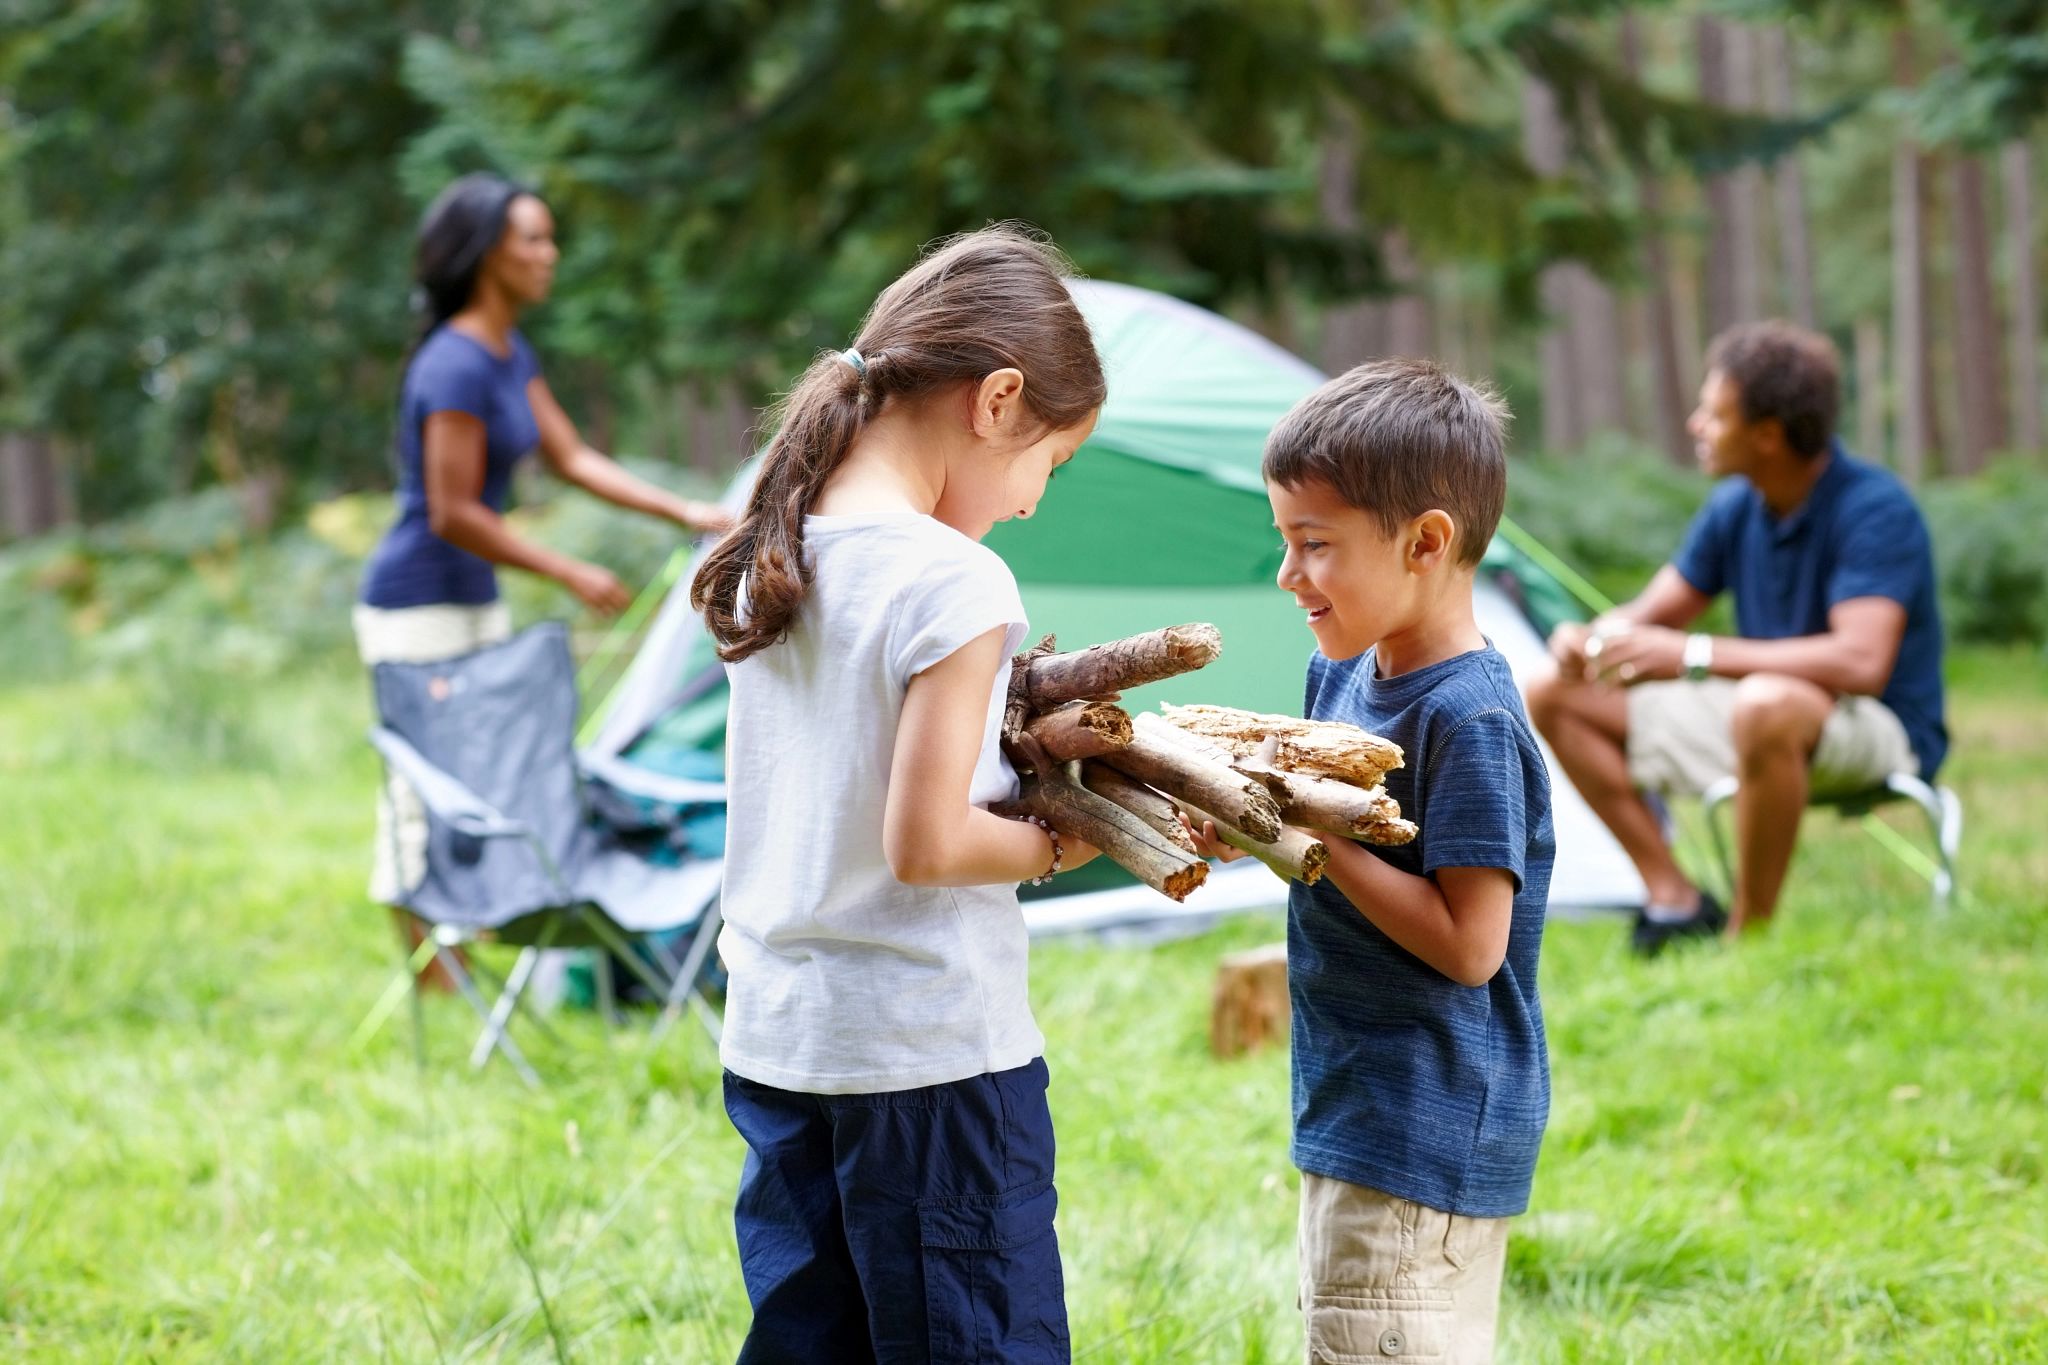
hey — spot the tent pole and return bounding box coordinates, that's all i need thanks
[576,545,692,747]
[1495,516,1614,617]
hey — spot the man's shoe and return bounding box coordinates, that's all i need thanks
[1630,891,1728,958]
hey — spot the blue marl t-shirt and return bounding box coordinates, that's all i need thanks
[1290,643,1554,1218]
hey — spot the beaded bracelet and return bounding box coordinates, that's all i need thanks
[1019,814,1063,886]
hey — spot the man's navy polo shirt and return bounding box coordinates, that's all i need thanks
[1672,443,1947,777]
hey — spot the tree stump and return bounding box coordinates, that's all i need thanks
[1210,942,1289,1058]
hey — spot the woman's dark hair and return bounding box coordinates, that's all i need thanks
[411,172,534,342]
[692,224,1106,664]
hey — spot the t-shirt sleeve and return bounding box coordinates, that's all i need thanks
[889,544,1029,687]
[1826,486,1929,610]
[1670,482,1741,598]
[415,346,493,421]
[1419,708,1529,888]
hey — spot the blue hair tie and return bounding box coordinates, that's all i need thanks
[840,348,867,379]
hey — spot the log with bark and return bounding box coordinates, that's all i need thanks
[993,623,1412,898]
[1158,703,1404,787]
[1211,942,1289,1058]
[1014,623,1222,709]
[994,766,1207,901]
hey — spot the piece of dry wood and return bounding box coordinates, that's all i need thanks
[1211,942,1289,1058]
[1005,633,1060,737]
[1023,700,1132,762]
[1264,770,1405,837]
[1352,816,1419,847]
[1099,731,1283,842]
[1017,623,1222,709]
[995,769,1208,902]
[1159,703,1404,786]
[1078,762,1196,854]
[1180,801,1329,886]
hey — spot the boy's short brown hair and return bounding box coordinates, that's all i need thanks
[1262,358,1510,567]
[1702,320,1840,459]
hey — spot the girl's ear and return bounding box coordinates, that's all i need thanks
[1406,509,1458,574]
[968,368,1026,438]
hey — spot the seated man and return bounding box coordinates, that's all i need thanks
[1525,321,1946,953]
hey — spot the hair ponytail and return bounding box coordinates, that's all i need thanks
[692,224,1106,663]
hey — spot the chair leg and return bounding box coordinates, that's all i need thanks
[470,947,542,1070]
[1698,776,1741,905]
[653,900,724,1046]
[1882,773,1962,912]
[436,945,541,1089]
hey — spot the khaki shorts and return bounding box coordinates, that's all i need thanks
[1626,678,1916,800]
[353,601,513,902]
[1298,1174,1509,1364]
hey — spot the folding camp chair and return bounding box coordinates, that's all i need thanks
[355,622,724,1086]
[1700,771,1963,912]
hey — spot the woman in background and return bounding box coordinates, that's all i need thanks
[356,172,729,966]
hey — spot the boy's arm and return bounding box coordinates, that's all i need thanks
[1317,844,1514,988]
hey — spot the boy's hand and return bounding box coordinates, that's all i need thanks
[1177,811,1245,862]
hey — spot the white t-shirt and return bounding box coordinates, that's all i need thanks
[717,512,1041,1093]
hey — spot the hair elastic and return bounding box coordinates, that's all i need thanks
[839,348,867,378]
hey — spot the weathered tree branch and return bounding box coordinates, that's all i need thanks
[1159,703,1403,786]
[1098,731,1283,842]
[995,769,1208,901]
[1079,761,1196,854]
[1024,700,1133,763]
[1180,801,1329,886]
[1017,623,1222,709]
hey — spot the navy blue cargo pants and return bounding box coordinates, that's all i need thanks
[723,1056,1069,1363]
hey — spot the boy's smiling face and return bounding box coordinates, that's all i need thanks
[1269,475,1414,662]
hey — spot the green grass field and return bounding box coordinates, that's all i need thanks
[3,648,2045,1362]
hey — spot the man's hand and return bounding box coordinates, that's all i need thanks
[1549,621,1595,676]
[1586,623,1686,687]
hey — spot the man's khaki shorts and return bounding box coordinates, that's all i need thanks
[1626,678,1916,799]
[1298,1174,1509,1363]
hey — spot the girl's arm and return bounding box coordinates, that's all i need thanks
[1317,841,1514,988]
[423,411,629,613]
[529,377,732,534]
[884,626,1100,888]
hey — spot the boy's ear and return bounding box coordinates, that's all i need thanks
[1406,509,1458,573]
[970,368,1027,437]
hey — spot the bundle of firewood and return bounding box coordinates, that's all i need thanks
[995,623,1417,901]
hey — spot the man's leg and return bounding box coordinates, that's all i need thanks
[1525,661,1698,910]
[1726,673,1832,932]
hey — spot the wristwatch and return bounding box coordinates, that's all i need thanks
[1683,633,1715,682]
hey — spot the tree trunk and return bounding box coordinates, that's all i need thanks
[2004,140,2043,456]
[1522,74,1580,452]
[1382,231,1435,360]
[1318,109,1381,373]
[1725,22,1766,328]
[1567,264,1627,440]
[0,433,67,539]
[1698,18,1741,338]
[1760,24,1819,329]
[1854,315,1888,459]
[1890,31,1933,481]
[1622,14,1693,465]
[1951,153,2007,472]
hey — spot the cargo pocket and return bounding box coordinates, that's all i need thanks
[917,1179,1068,1363]
[1306,1287,1452,1362]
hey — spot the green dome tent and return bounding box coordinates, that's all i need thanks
[578,280,1643,933]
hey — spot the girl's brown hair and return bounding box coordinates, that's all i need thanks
[692,224,1106,662]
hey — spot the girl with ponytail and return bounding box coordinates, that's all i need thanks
[699,225,1106,1361]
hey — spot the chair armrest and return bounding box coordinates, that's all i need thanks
[367,727,531,841]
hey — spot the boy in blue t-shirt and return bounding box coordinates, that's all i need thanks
[1189,359,1553,1362]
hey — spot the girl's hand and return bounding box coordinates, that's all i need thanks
[1051,830,1101,874]
[1177,812,1245,862]
[562,559,631,615]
